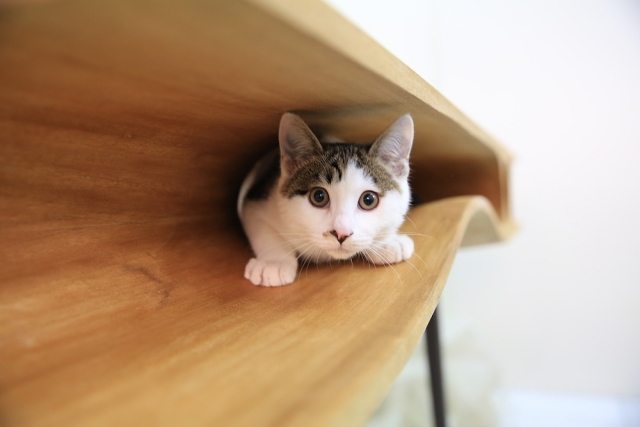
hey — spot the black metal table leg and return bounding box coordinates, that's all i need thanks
[426,306,446,427]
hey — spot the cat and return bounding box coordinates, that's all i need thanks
[237,113,414,287]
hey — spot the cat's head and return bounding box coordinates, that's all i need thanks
[277,113,413,261]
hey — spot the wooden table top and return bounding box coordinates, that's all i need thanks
[0,0,514,425]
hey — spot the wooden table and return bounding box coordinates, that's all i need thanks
[0,1,515,425]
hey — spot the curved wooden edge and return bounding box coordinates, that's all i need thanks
[0,196,506,427]
[251,0,514,165]
[460,197,518,247]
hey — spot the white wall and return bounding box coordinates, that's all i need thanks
[326,0,640,399]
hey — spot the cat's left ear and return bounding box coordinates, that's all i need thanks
[370,114,414,178]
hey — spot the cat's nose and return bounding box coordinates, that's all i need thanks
[330,230,353,244]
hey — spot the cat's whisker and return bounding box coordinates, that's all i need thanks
[294,242,317,262]
[300,250,312,279]
[370,242,423,280]
[258,237,309,255]
[408,250,433,275]
[404,215,419,231]
[402,217,439,242]
[360,251,377,271]
[295,243,319,280]
[296,243,329,280]
[366,246,403,284]
[400,232,437,241]
[302,246,323,278]
[307,247,322,274]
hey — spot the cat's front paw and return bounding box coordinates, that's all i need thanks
[368,234,414,265]
[244,258,298,287]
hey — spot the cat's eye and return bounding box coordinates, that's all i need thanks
[359,191,379,210]
[309,187,329,208]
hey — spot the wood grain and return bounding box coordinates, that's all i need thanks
[0,197,504,427]
[0,0,514,425]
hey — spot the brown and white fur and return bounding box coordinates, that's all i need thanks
[237,113,414,286]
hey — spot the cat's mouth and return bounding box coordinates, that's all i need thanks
[326,245,358,260]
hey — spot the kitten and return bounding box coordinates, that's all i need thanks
[237,113,414,287]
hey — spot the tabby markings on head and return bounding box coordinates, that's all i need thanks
[281,142,400,198]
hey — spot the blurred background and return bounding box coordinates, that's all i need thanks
[325,0,640,426]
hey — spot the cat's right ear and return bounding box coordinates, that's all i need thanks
[370,114,414,179]
[279,113,323,175]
